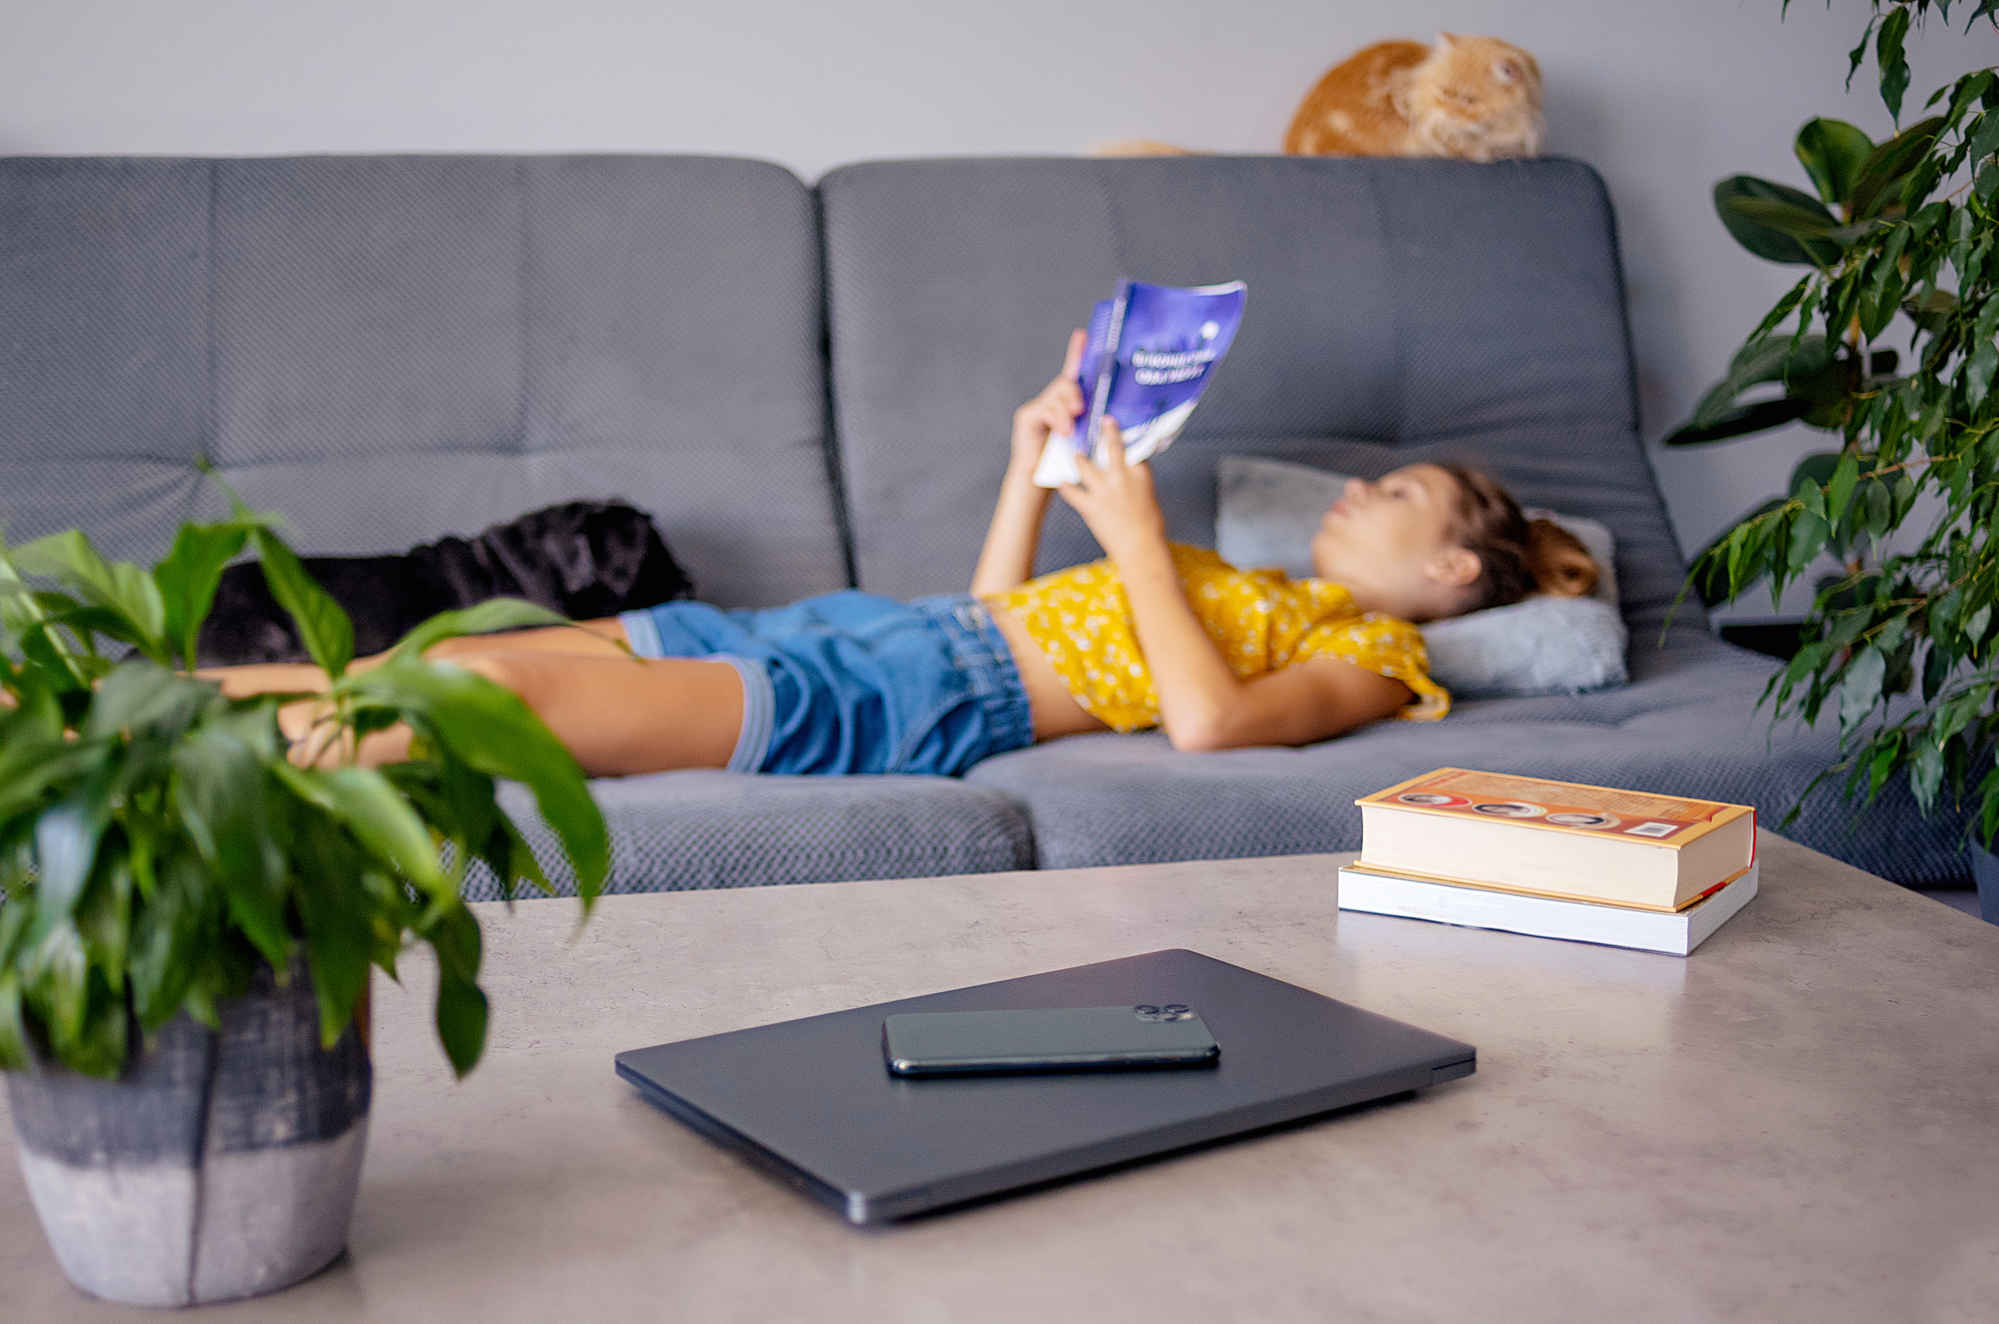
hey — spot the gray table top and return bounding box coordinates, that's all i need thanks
[4,831,1997,1322]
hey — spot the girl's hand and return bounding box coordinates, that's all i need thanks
[1009,330,1087,476]
[1057,418,1166,563]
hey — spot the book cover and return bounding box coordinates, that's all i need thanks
[1344,858,1741,913]
[1337,861,1759,956]
[1356,767,1755,852]
[1032,278,1248,489]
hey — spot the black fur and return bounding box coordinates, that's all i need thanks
[198,501,694,666]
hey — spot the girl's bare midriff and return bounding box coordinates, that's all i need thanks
[986,601,1109,740]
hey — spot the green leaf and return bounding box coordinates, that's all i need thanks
[1866,735,1898,799]
[251,528,354,681]
[24,921,91,1049]
[1847,13,1882,92]
[1876,5,1911,122]
[1787,511,1831,573]
[1827,451,1861,524]
[33,774,115,933]
[1727,196,1840,239]
[73,850,134,997]
[1689,497,1788,606]
[1668,335,1842,445]
[173,718,290,971]
[1841,644,1887,733]
[1750,275,1815,342]
[1847,11,1879,91]
[1969,108,1999,166]
[425,902,487,1078]
[1904,287,1959,334]
[1850,116,1946,219]
[1662,398,1813,446]
[1967,604,1994,650]
[1968,297,1999,410]
[12,530,171,666]
[0,719,94,827]
[353,661,608,907]
[1791,452,1843,516]
[128,852,213,1031]
[386,598,575,664]
[153,523,250,670]
[1923,641,1952,703]
[83,663,213,743]
[0,972,29,1072]
[1714,177,1843,265]
[1862,475,1892,538]
[1911,737,1946,811]
[61,978,127,1080]
[351,664,603,912]
[287,810,377,1049]
[1795,118,1875,206]
[1863,225,1912,339]
[274,763,448,900]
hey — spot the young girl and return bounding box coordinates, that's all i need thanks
[222,332,1598,774]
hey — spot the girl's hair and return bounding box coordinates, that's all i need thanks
[1439,462,1601,611]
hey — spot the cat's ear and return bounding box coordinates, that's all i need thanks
[1435,32,1458,49]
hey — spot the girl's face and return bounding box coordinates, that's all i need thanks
[1309,464,1483,621]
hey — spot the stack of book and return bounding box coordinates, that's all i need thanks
[1339,768,1759,956]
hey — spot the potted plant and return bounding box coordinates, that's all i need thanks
[0,501,611,1305]
[1666,0,1999,920]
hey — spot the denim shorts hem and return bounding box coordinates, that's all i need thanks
[710,654,776,773]
[617,613,773,773]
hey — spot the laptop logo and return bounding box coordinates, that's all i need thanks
[1133,1004,1196,1022]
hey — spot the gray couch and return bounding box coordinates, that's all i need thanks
[0,153,1969,893]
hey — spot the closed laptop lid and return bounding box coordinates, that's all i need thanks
[615,948,1475,1223]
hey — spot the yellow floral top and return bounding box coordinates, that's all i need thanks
[991,544,1450,732]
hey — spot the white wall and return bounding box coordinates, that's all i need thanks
[4,1,1994,619]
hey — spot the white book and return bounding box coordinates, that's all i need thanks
[1336,861,1759,957]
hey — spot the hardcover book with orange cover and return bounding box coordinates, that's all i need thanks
[1355,768,1756,911]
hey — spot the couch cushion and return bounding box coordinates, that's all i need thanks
[818,156,1697,651]
[0,154,846,607]
[966,632,1966,889]
[467,771,1036,897]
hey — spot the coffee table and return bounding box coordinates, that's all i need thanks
[3,832,1996,1322]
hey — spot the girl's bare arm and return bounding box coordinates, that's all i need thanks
[971,331,1085,597]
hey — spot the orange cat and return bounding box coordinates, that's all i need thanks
[1285,35,1543,163]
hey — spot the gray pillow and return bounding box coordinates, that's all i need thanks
[1213,456,1628,698]
[1419,595,1628,698]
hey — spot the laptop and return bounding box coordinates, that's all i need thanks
[615,948,1474,1224]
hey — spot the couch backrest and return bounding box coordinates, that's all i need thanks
[819,156,1698,643]
[0,155,846,607]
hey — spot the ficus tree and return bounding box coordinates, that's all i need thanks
[1667,0,1999,846]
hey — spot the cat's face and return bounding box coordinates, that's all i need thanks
[1408,33,1542,128]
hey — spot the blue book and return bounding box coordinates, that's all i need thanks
[1032,278,1248,488]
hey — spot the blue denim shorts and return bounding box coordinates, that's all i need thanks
[616,592,1035,777]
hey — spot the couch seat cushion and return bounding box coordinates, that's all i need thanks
[469,770,1036,897]
[965,636,1964,888]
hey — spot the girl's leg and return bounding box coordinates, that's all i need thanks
[200,619,633,697]
[417,618,630,662]
[417,650,745,777]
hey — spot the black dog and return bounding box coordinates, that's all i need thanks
[198,501,694,666]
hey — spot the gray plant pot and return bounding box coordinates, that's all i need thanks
[5,958,371,1307]
[1972,839,1999,925]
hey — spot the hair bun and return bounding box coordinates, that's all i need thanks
[1526,519,1600,599]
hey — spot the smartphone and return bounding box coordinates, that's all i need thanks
[882,1004,1220,1077]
